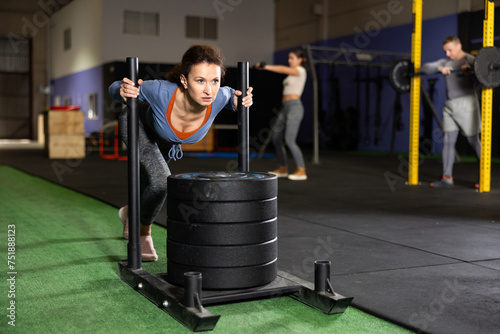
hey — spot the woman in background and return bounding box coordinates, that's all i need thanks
[257,49,308,181]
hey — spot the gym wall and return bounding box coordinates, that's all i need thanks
[49,0,275,136]
[277,5,500,157]
[275,0,490,51]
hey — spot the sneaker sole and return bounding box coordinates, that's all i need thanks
[268,172,288,178]
[429,183,454,188]
[288,175,308,181]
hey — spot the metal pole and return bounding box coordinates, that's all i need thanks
[126,57,141,269]
[314,260,331,292]
[183,272,202,308]
[479,0,495,192]
[304,45,320,165]
[237,62,249,172]
[408,0,422,185]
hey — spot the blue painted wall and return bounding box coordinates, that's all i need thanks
[51,66,104,135]
[275,14,459,154]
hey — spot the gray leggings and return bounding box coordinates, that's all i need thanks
[272,99,306,168]
[442,130,481,177]
[119,106,171,225]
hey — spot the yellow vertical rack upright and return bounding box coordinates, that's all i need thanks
[480,0,495,193]
[408,0,423,185]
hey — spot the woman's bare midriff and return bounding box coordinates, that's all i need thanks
[282,94,300,102]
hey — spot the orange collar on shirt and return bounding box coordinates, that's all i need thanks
[166,88,212,140]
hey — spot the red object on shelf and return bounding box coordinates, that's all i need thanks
[50,105,81,111]
[100,124,127,161]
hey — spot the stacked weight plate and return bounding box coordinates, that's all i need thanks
[166,171,278,290]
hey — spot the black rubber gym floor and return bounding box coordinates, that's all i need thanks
[1,145,499,334]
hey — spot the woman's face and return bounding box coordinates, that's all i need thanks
[181,62,221,107]
[288,53,302,67]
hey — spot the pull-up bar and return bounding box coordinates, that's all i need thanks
[303,45,409,164]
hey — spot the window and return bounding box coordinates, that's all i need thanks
[64,28,71,51]
[185,16,218,40]
[124,11,140,34]
[88,93,98,119]
[203,18,217,40]
[0,38,29,72]
[123,11,159,36]
[186,16,200,39]
[143,13,159,36]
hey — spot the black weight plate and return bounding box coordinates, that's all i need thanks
[167,217,277,245]
[167,197,277,223]
[389,58,412,94]
[167,258,277,290]
[167,171,277,201]
[475,47,500,88]
[167,237,277,267]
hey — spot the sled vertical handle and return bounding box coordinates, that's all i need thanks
[126,57,141,270]
[237,61,249,172]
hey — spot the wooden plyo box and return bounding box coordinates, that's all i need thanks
[38,114,45,144]
[45,110,85,159]
[47,111,84,134]
[182,126,214,152]
[47,134,86,159]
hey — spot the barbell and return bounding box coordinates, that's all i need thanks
[389,46,500,94]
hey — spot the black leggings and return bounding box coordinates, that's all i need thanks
[119,105,171,225]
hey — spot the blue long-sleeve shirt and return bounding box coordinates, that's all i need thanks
[109,80,235,159]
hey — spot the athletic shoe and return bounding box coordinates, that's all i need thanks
[429,175,454,188]
[118,205,129,239]
[288,169,308,181]
[269,167,288,178]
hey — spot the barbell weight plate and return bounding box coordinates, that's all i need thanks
[474,46,500,88]
[167,238,278,267]
[166,171,279,289]
[167,217,277,245]
[167,258,277,290]
[167,197,277,223]
[389,58,412,94]
[167,171,277,201]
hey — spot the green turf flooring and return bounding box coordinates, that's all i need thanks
[0,166,414,333]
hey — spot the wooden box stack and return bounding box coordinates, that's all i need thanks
[182,126,215,152]
[45,110,85,159]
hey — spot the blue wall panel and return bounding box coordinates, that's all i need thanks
[51,66,104,135]
[275,14,459,155]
